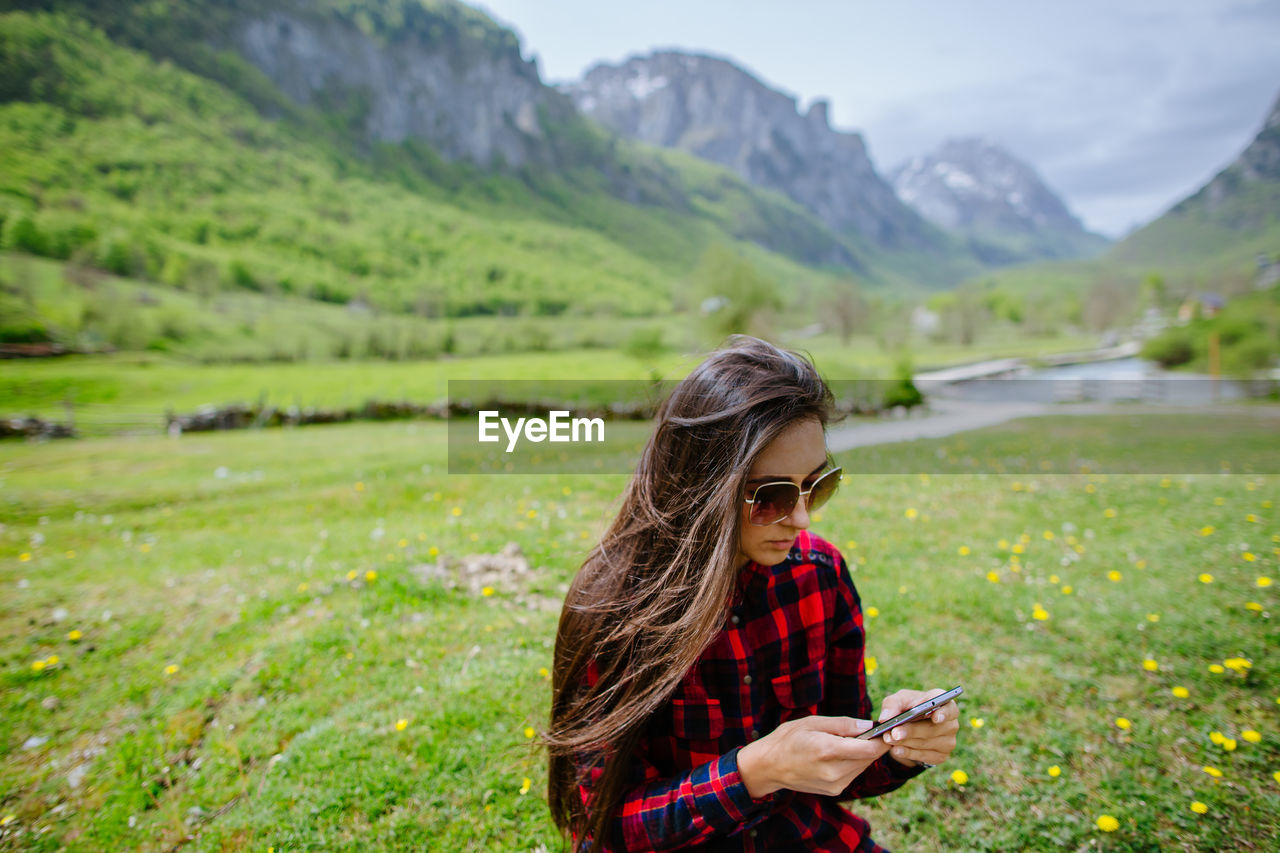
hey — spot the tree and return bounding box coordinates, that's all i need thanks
[822,277,867,345]
[692,244,783,342]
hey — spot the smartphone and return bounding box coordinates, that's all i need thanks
[853,686,964,740]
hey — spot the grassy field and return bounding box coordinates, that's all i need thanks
[1,412,1276,851]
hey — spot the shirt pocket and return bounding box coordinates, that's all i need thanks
[670,697,726,742]
[770,659,826,713]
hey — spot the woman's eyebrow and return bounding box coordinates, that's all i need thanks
[746,460,829,485]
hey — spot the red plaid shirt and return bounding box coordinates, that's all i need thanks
[574,530,927,852]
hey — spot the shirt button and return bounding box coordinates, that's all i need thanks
[743,675,752,685]
[749,829,758,838]
[730,614,741,625]
[750,729,760,739]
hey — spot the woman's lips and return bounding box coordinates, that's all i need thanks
[768,538,795,548]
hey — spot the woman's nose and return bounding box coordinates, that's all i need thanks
[786,495,812,528]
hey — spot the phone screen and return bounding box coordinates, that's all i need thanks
[854,686,963,740]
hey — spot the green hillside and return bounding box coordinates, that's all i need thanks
[0,2,992,365]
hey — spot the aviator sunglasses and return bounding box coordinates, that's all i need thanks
[743,466,843,526]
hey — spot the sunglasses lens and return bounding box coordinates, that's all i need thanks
[807,468,841,514]
[749,483,799,525]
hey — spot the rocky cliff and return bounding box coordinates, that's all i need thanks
[561,50,945,252]
[229,1,573,170]
[889,137,1108,263]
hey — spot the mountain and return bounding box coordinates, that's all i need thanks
[1111,88,1280,270]
[889,137,1110,266]
[560,50,952,255]
[3,0,945,340]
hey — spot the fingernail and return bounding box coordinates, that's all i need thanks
[854,720,871,731]
[893,747,905,756]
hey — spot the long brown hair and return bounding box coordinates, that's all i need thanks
[543,334,839,852]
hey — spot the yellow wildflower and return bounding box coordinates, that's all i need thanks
[1108,571,1122,582]
[1012,543,1024,555]
[165,664,179,675]
[1061,585,1073,595]
[428,546,440,557]
[46,655,58,666]
[1190,801,1208,815]
[346,569,357,580]
[866,607,880,618]
[520,777,532,795]
[1202,765,1222,778]
[365,569,377,582]
[1032,604,1049,621]
[1199,573,1214,584]
[1171,686,1190,698]
[1246,601,1263,611]
[527,509,537,519]
[355,481,365,491]
[1208,664,1225,674]
[1142,659,1158,672]
[398,538,408,548]
[1222,738,1237,751]
[1134,559,1147,569]
[68,630,82,641]
[1147,613,1160,622]
[1096,815,1119,832]
[31,659,45,671]
[1047,765,1061,778]
[997,539,1009,550]
[958,545,970,555]
[1243,552,1256,562]
[866,656,878,675]
[1210,731,1226,745]
[1103,508,1117,518]
[538,667,550,679]
[451,506,462,516]
[905,507,918,519]
[0,815,13,826]
[1241,730,1261,743]
[1223,657,1252,673]
[950,769,968,785]
[1258,576,1273,587]
[19,552,31,562]
[395,719,408,731]
[1049,574,1060,584]
[524,726,536,739]
[1200,526,1214,536]
[986,571,1000,583]
[1115,717,1131,731]
[1043,530,1054,540]
[970,718,984,728]
[481,586,495,597]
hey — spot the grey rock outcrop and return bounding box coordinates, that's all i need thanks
[231,5,572,170]
[561,50,943,251]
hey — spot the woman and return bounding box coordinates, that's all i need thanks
[544,335,959,852]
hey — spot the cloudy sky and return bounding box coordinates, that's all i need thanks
[472,0,1279,238]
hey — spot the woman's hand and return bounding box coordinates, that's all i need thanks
[737,716,890,798]
[875,688,960,768]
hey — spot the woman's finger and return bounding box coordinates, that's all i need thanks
[889,745,951,765]
[885,715,959,745]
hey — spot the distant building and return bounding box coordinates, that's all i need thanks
[1177,293,1224,323]
[911,305,940,336]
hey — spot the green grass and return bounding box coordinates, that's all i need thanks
[1,412,1277,850]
